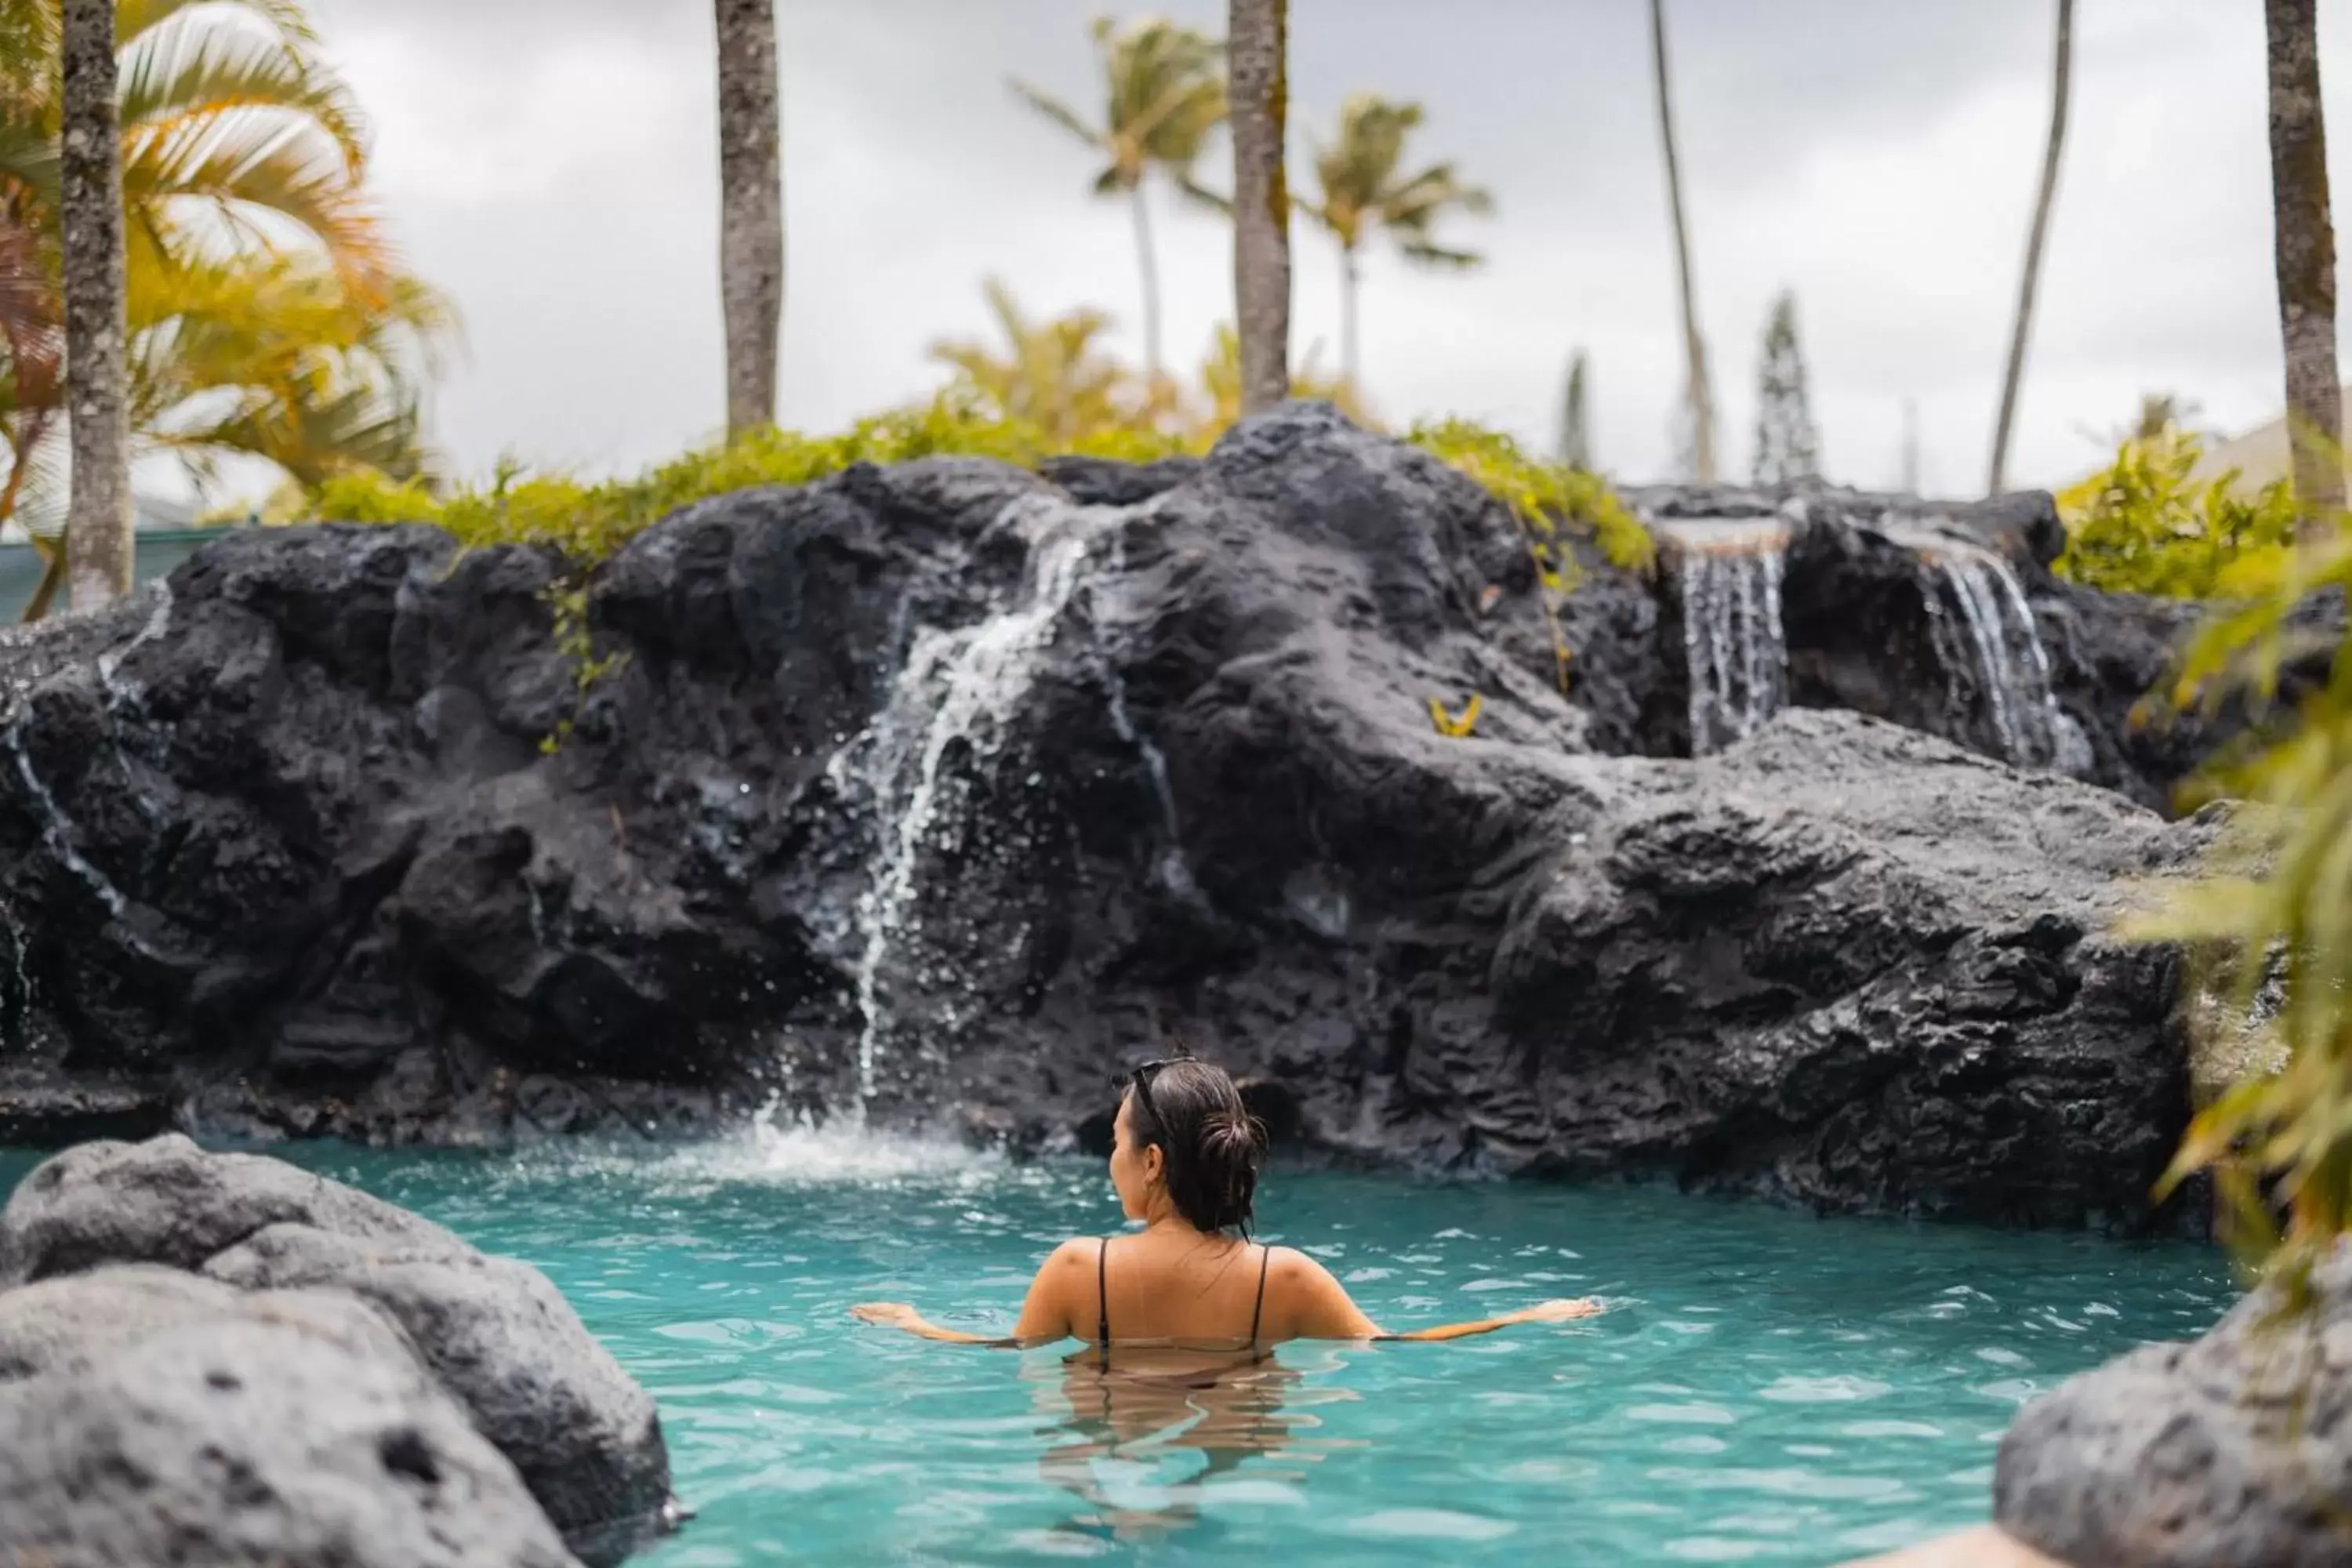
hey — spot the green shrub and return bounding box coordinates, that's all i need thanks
[2053,430,2299,599]
[313,393,1189,556]
[311,396,1653,605]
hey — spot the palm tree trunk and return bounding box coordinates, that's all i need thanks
[1229,0,1290,415]
[1339,246,1360,394]
[1131,182,1164,382]
[1648,0,1715,484]
[715,0,783,439]
[60,0,132,613]
[1987,0,2074,497]
[2266,0,2343,525]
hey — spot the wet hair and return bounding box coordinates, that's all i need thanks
[1120,1053,1267,1236]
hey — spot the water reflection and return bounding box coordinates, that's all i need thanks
[1025,1345,1363,1541]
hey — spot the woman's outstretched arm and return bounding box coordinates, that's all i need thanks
[1272,1247,1603,1341]
[851,1238,1092,1346]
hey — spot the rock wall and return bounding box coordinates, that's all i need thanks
[0,406,2258,1226]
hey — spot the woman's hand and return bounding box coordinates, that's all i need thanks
[851,1301,924,1329]
[1508,1298,1604,1324]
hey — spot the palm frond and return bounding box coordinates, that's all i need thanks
[1174,172,1232,214]
[0,218,60,412]
[118,0,325,51]
[118,6,368,176]
[0,0,57,119]
[1396,239,1485,270]
[122,112,390,285]
[1009,78,1106,155]
[1307,93,1489,268]
[0,118,60,209]
[1381,162,1494,223]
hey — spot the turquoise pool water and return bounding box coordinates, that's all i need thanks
[0,1129,2234,1566]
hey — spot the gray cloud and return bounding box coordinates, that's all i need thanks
[303,0,2350,497]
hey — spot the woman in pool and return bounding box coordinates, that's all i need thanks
[851,1052,1602,1354]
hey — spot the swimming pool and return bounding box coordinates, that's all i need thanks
[0,1127,2234,1566]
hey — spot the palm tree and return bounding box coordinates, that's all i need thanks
[1298,93,1490,392]
[928,278,1144,444]
[1011,16,1225,380]
[1649,0,1714,484]
[2264,0,2343,524]
[714,0,782,439]
[60,0,130,609]
[1226,0,1288,416]
[0,0,451,615]
[1987,0,2074,496]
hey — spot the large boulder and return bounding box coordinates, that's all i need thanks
[0,405,2228,1222]
[0,1136,674,1564]
[1993,1247,2352,1566]
[0,1301,579,1568]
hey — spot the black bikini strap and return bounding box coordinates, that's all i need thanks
[1248,1243,1273,1348]
[1097,1238,1112,1368]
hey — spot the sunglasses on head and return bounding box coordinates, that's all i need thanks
[1112,1053,1192,1141]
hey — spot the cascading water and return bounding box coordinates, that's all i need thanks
[1664,522,1791,756]
[1917,541,2089,773]
[830,494,1116,1113]
[1087,532,1200,906]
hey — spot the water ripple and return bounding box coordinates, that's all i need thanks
[0,1142,2237,1566]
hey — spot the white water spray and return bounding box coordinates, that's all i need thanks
[841,495,1112,1111]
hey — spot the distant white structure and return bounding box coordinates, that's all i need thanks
[2186,385,2352,495]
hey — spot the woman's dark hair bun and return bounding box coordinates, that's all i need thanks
[1126,1058,1266,1236]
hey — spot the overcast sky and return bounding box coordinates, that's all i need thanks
[298,0,2352,499]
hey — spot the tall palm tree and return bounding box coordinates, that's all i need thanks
[1987,0,2074,496]
[1,0,451,615]
[1011,16,1225,381]
[714,0,782,439]
[2264,0,2343,524]
[1649,0,1714,484]
[1226,0,1287,416]
[1298,93,1490,392]
[60,0,130,609]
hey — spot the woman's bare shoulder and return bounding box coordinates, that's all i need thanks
[1042,1237,1099,1270]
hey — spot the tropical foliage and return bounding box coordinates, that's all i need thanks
[2053,424,2299,600]
[1010,15,1225,378]
[310,393,1192,561]
[2130,481,2352,1303]
[0,0,451,608]
[1297,92,1490,387]
[311,377,1652,632]
[928,278,1156,445]
[1191,322,1363,436]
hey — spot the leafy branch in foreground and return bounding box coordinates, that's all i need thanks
[2129,446,2352,1305]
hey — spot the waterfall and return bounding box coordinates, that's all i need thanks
[1922,544,2087,772]
[1100,661,1198,902]
[1668,525,1790,756]
[2,715,165,962]
[837,495,1112,1111]
[96,582,174,719]
[1088,532,1200,906]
